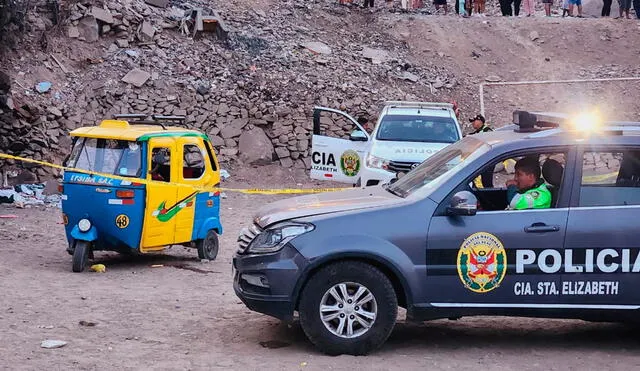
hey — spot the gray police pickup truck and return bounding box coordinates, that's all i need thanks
[234,111,640,355]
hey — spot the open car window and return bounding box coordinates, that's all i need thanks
[580,150,640,207]
[466,152,567,211]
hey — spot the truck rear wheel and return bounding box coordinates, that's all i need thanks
[298,261,398,355]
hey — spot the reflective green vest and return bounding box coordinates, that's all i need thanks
[507,182,551,210]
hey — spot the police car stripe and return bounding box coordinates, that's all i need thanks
[429,303,640,310]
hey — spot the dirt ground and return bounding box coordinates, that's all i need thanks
[1,164,640,370]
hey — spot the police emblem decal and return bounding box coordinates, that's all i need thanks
[457,232,507,293]
[340,150,360,177]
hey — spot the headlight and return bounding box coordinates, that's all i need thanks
[366,154,390,170]
[247,222,314,254]
[78,218,92,232]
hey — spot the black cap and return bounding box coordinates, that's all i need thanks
[469,114,485,123]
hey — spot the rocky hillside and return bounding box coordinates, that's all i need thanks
[1,0,639,182]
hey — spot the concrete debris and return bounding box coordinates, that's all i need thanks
[361,47,390,64]
[90,6,114,24]
[68,26,80,38]
[139,20,155,41]
[121,69,151,87]
[529,31,540,41]
[77,16,99,42]
[238,127,274,165]
[116,39,129,48]
[398,71,419,82]
[302,41,332,55]
[41,340,67,349]
[145,0,169,7]
[47,107,63,117]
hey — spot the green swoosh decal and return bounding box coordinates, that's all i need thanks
[155,193,197,222]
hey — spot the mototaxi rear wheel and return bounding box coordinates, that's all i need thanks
[196,230,219,261]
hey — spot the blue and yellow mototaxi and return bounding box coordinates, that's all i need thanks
[61,114,223,272]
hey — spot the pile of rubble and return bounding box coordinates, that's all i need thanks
[0,0,457,179]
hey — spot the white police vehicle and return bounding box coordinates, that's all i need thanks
[309,102,463,187]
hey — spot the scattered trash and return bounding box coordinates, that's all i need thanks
[35,82,52,93]
[37,325,54,329]
[125,50,139,58]
[0,214,18,218]
[0,184,61,208]
[300,362,308,367]
[220,169,230,180]
[86,57,104,64]
[151,264,164,268]
[79,320,97,327]
[90,264,106,273]
[41,340,67,349]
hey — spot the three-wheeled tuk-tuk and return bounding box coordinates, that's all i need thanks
[61,114,223,272]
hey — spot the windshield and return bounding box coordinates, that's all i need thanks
[376,115,459,143]
[66,137,142,177]
[387,136,489,198]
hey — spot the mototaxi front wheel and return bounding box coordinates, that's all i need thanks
[72,240,91,273]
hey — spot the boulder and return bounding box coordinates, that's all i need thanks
[238,127,274,165]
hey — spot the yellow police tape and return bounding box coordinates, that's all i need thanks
[582,172,618,183]
[0,153,350,195]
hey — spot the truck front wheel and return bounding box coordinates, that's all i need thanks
[298,261,398,355]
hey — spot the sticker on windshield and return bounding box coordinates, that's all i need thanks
[457,232,507,293]
[340,150,360,177]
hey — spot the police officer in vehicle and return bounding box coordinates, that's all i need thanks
[506,156,551,210]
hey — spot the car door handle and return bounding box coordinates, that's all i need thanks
[524,223,560,233]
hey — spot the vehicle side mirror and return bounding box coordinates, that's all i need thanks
[447,191,477,216]
[350,130,368,142]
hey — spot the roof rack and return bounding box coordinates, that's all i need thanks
[111,113,186,130]
[384,101,454,110]
[113,113,148,120]
[152,115,187,123]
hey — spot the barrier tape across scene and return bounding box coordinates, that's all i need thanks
[0,153,619,194]
[0,153,351,195]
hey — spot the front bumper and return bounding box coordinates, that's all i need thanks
[359,166,396,187]
[232,244,306,321]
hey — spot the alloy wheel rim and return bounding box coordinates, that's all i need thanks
[319,282,378,339]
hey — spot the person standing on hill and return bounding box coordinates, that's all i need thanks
[542,0,552,15]
[601,0,612,16]
[523,0,535,16]
[618,0,632,18]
